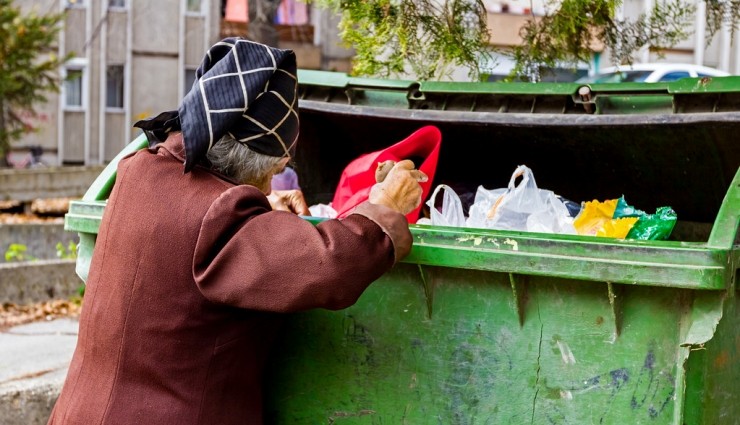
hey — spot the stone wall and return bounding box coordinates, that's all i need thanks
[1,224,78,262]
[0,166,104,202]
[0,260,80,304]
[1,223,81,304]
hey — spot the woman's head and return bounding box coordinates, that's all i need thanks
[133,38,298,174]
[207,134,289,194]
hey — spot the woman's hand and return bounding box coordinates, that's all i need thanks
[267,190,311,216]
[369,160,428,215]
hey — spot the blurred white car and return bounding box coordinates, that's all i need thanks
[577,63,730,83]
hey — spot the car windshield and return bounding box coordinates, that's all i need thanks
[578,70,654,83]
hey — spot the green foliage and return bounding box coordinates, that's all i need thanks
[307,0,491,81]
[512,0,695,81]
[308,0,734,83]
[0,0,69,161]
[56,241,78,260]
[55,240,82,297]
[705,0,740,44]
[4,243,36,262]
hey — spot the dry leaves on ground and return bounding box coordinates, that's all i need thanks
[0,213,63,224]
[0,197,73,224]
[31,198,73,215]
[0,300,81,331]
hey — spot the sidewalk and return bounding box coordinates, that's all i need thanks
[0,318,78,425]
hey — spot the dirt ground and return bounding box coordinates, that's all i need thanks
[0,198,71,224]
[0,299,81,331]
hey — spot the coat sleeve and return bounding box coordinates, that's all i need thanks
[193,185,412,312]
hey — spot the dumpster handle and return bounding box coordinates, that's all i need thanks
[70,133,148,284]
[707,167,740,249]
[82,133,149,202]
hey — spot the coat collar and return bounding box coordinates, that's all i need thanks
[156,132,241,186]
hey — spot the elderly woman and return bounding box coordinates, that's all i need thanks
[48,38,426,425]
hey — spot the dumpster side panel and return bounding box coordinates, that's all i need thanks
[683,275,740,425]
[265,264,690,424]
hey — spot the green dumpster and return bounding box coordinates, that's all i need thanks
[65,71,739,424]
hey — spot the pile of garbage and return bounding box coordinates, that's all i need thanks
[415,165,677,240]
[306,162,676,241]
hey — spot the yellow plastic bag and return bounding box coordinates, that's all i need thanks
[574,199,638,238]
[596,216,639,238]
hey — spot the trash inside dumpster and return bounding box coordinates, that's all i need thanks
[65,71,739,424]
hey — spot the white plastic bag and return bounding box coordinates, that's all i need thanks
[467,165,576,234]
[466,186,507,229]
[308,203,338,218]
[426,184,466,227]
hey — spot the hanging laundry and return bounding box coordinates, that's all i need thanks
[276,0,309,25]
[225,0,248,23]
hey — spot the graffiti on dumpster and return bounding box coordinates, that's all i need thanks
[542,345,675,423]
[435,337,675,424]
[628,349,675,419]
[339,314,675,424]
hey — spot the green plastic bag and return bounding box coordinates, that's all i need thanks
[613,196,677,240]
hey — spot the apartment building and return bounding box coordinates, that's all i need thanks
[13,0,737,165]
[14,0,345,166]
[15,0,220,166]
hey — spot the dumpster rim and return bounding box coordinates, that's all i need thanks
[298,99,740,126]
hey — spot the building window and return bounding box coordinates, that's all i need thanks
[184,68,197,96]
[66,0,85,7]
[187,0,202,13]
[109,0,126,8]
[65,68,84,108]
[106,65,125,109]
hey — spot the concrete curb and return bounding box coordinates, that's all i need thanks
[0,319,78,425]
[0,166,105,202]
[0,382,62,425]
[0,260,81,305]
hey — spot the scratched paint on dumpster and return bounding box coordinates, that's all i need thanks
[264,265,687,424]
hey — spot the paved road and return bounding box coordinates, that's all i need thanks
[0,318,78,425]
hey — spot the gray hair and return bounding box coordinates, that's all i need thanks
[206,134,283,187]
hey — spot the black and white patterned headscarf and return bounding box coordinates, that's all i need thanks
[134,37,299,173]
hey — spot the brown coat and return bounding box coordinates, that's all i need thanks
[48,134,411,425]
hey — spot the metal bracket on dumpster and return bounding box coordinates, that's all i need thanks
[607,282,624,337]
[573,85,596,114]
[407,84,426,102]
[417,265,434,319]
